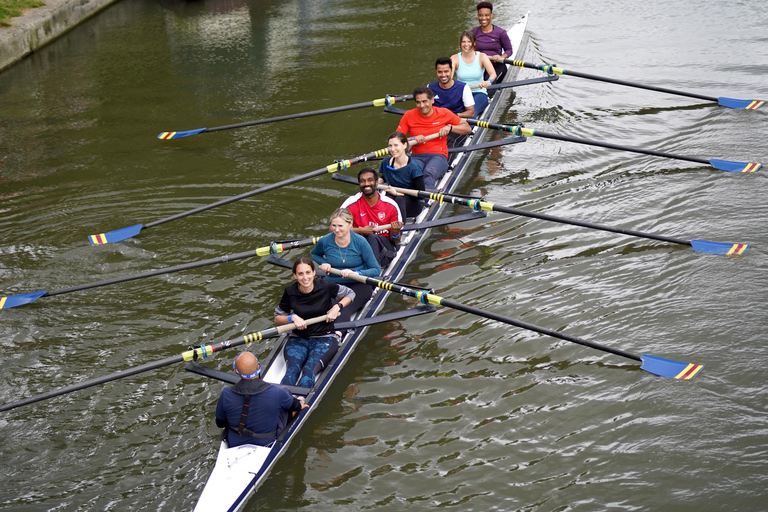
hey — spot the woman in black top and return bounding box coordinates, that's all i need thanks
[274,257,355,387]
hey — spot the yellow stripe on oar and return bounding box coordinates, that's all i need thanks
[742,162,761,173]
[90,234,108,245]
[158,132,176,139]
[0,297,6,309]
[244,332,263,343]
[726,243,749,256]
[746,101,764,110]
[675,363,703,380]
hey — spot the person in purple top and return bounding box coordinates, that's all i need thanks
[471,1,513,83]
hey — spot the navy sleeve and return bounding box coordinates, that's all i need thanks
[215,390,229,428]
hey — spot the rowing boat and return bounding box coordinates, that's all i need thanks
[191,12,531,512]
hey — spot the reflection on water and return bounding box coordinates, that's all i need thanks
[1,0,768,510]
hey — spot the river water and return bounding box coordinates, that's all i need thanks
[1,0,767,510]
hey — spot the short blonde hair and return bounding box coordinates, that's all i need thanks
[329,207,353,225]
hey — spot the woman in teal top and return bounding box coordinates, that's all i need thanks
[311,208,380,326]
[451,30,496,117]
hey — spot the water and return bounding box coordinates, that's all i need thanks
[1,0,767,510]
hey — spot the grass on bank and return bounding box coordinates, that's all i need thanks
[0,0,45,26]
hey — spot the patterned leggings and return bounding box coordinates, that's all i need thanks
[280,335,336,388]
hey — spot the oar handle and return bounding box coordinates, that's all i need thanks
[407,132,442,147]
[276,315,329,333]
[379,185,419,197]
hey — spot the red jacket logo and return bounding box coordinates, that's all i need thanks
[378,211,386,221]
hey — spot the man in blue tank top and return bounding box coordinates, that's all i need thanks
[428,57,475,119]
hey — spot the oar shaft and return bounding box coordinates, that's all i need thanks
[48,239,320,298]
[137,134,439,231]
[0,317,326,413]
[47,250,261,297]
[506,60,718,102]
[0,355,182,412]
[144,169,329,229]
[468,119,711,166]
[438,296,641,361]
[202,95,413,134]
[389,187,692,247]
[328,269,642,363]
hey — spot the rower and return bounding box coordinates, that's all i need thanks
[311,208,381,329]
[214,352,308,448]
[275,257,355,387]
[428,57,475,119]
[340,168,404,268]
[395,86,471,189]
[472,1,513,83]
[377,131,426,219]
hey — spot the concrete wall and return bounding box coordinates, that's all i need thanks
[0,0,122,72]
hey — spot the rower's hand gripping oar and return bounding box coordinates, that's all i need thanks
[0,238,320,310]
[383,186,750,256]
[157,94,413,140]
[88,133,442,245]
[505,59,765,110]
[383,107,761,173]
[0,306,437,412]
[326,268,703,380]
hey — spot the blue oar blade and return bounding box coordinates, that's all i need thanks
[0,291,48,309]
[157,128,207,140]
[640,355,703,380]
[717,97,765,110]
[690,240,750,256]
[710,159,762,173]
[88,224,144,245]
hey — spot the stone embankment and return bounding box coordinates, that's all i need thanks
[0,0,121,72]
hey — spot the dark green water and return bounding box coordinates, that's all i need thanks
[1,0,767,510]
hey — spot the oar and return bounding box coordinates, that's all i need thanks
[7,213,488,310]
[383,186,750,256]
[0,306,437,412]
[505,59,765,110]
[1,238,320,310]
[328,268,703,380]
[384,106,761,172]
[88,134,442,245]
[466,118,761,173]
[157,95,412,140]
[156,77,559,140]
